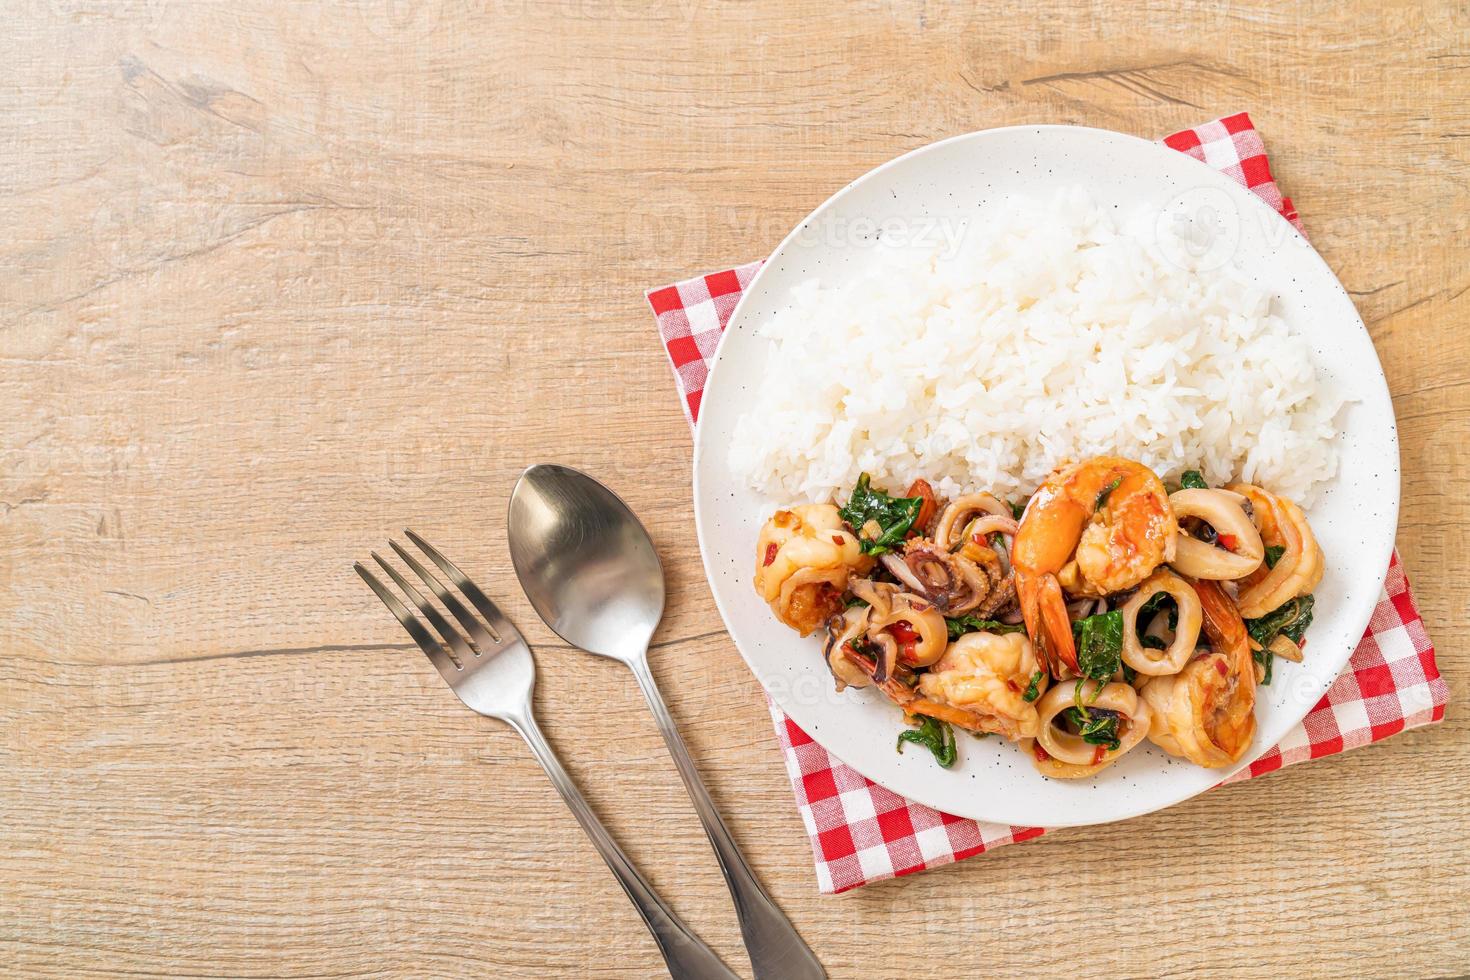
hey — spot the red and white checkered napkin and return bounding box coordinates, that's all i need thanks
[646,113,1449,893]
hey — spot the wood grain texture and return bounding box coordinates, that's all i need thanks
[1,1,1466,977]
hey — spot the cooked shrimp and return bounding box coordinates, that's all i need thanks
[836,632,1040,740]
[1226,484,1323,618]
[1013,457,1178,674]
[755,504,869,635]
[1168,488,1264,580]
[1139,578,1257,767]
[1022,680,1153,778]
[916,631,1048,741]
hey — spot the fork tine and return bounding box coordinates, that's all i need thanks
[404,529,519,640]
[389,539,500,649]
[354,562,460,679]
[371,551,476,663]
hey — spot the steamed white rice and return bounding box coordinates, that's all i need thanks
[728,187,1343,506]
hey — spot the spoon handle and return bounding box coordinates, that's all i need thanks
[630,656,827,980]
[507,709,740,980]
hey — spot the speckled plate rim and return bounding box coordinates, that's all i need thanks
[691,124,1399,828]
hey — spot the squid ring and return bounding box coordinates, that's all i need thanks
[934,493,1010,551]
[1024,680,1153,778]
[822,606,873,691]
[868,593,948,668]
[1120,569,1203,676]
[1167,488,1264,580]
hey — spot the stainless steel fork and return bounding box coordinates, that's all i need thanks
[355,532,738,980]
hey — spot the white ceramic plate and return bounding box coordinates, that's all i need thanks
[692,125,1399,827]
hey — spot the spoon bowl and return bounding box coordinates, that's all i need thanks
[507,464,665,664]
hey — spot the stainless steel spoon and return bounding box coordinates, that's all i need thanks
[508,464,825,980]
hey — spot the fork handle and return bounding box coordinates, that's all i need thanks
[630,657,826,980]
[506,710,739,980]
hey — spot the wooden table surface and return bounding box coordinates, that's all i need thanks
[4,2,1467,977]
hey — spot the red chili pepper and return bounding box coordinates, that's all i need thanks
[1215,658,1229,676]
[1092,745,1107,765]
[831,535,845,546]
[888,620,920,664]
[1032,742,1051,762]
[1217,533,1238,551]
[905,478,937,531]
[763,542,778,567]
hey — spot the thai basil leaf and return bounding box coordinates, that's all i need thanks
[1072,609,1124,680]
[1245,595,1314,688]
[838,473,923,556]
[1180,469,1208,490]
[1246,595,1315,649]
[1254,645,1275,686]
[945,615,1027,641]
[1022,670,1044,703]
[1136,589,1178,630]
[1095,477,1123,509]
[1264,545,1286,569]
[1060,707,1121,751]
[896,714,957,768]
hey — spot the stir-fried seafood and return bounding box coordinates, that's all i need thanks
[752,459,1323,778]
[1023,680,1154,778]
[1167,488,1264,580]
[1012,457,1178,675]
[1140,578,1257,767]
[755,504,870,635]
[933,493,1017,553]
[917,631,1048,741]
[884,537,1013,617]
[1227,483,1324,618]
[821,579,948,690]
[1119,569,1202,676]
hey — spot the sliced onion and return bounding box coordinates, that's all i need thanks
[880,552,927,593]
[964,514,1020,542]
[1268,633,1303,663]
